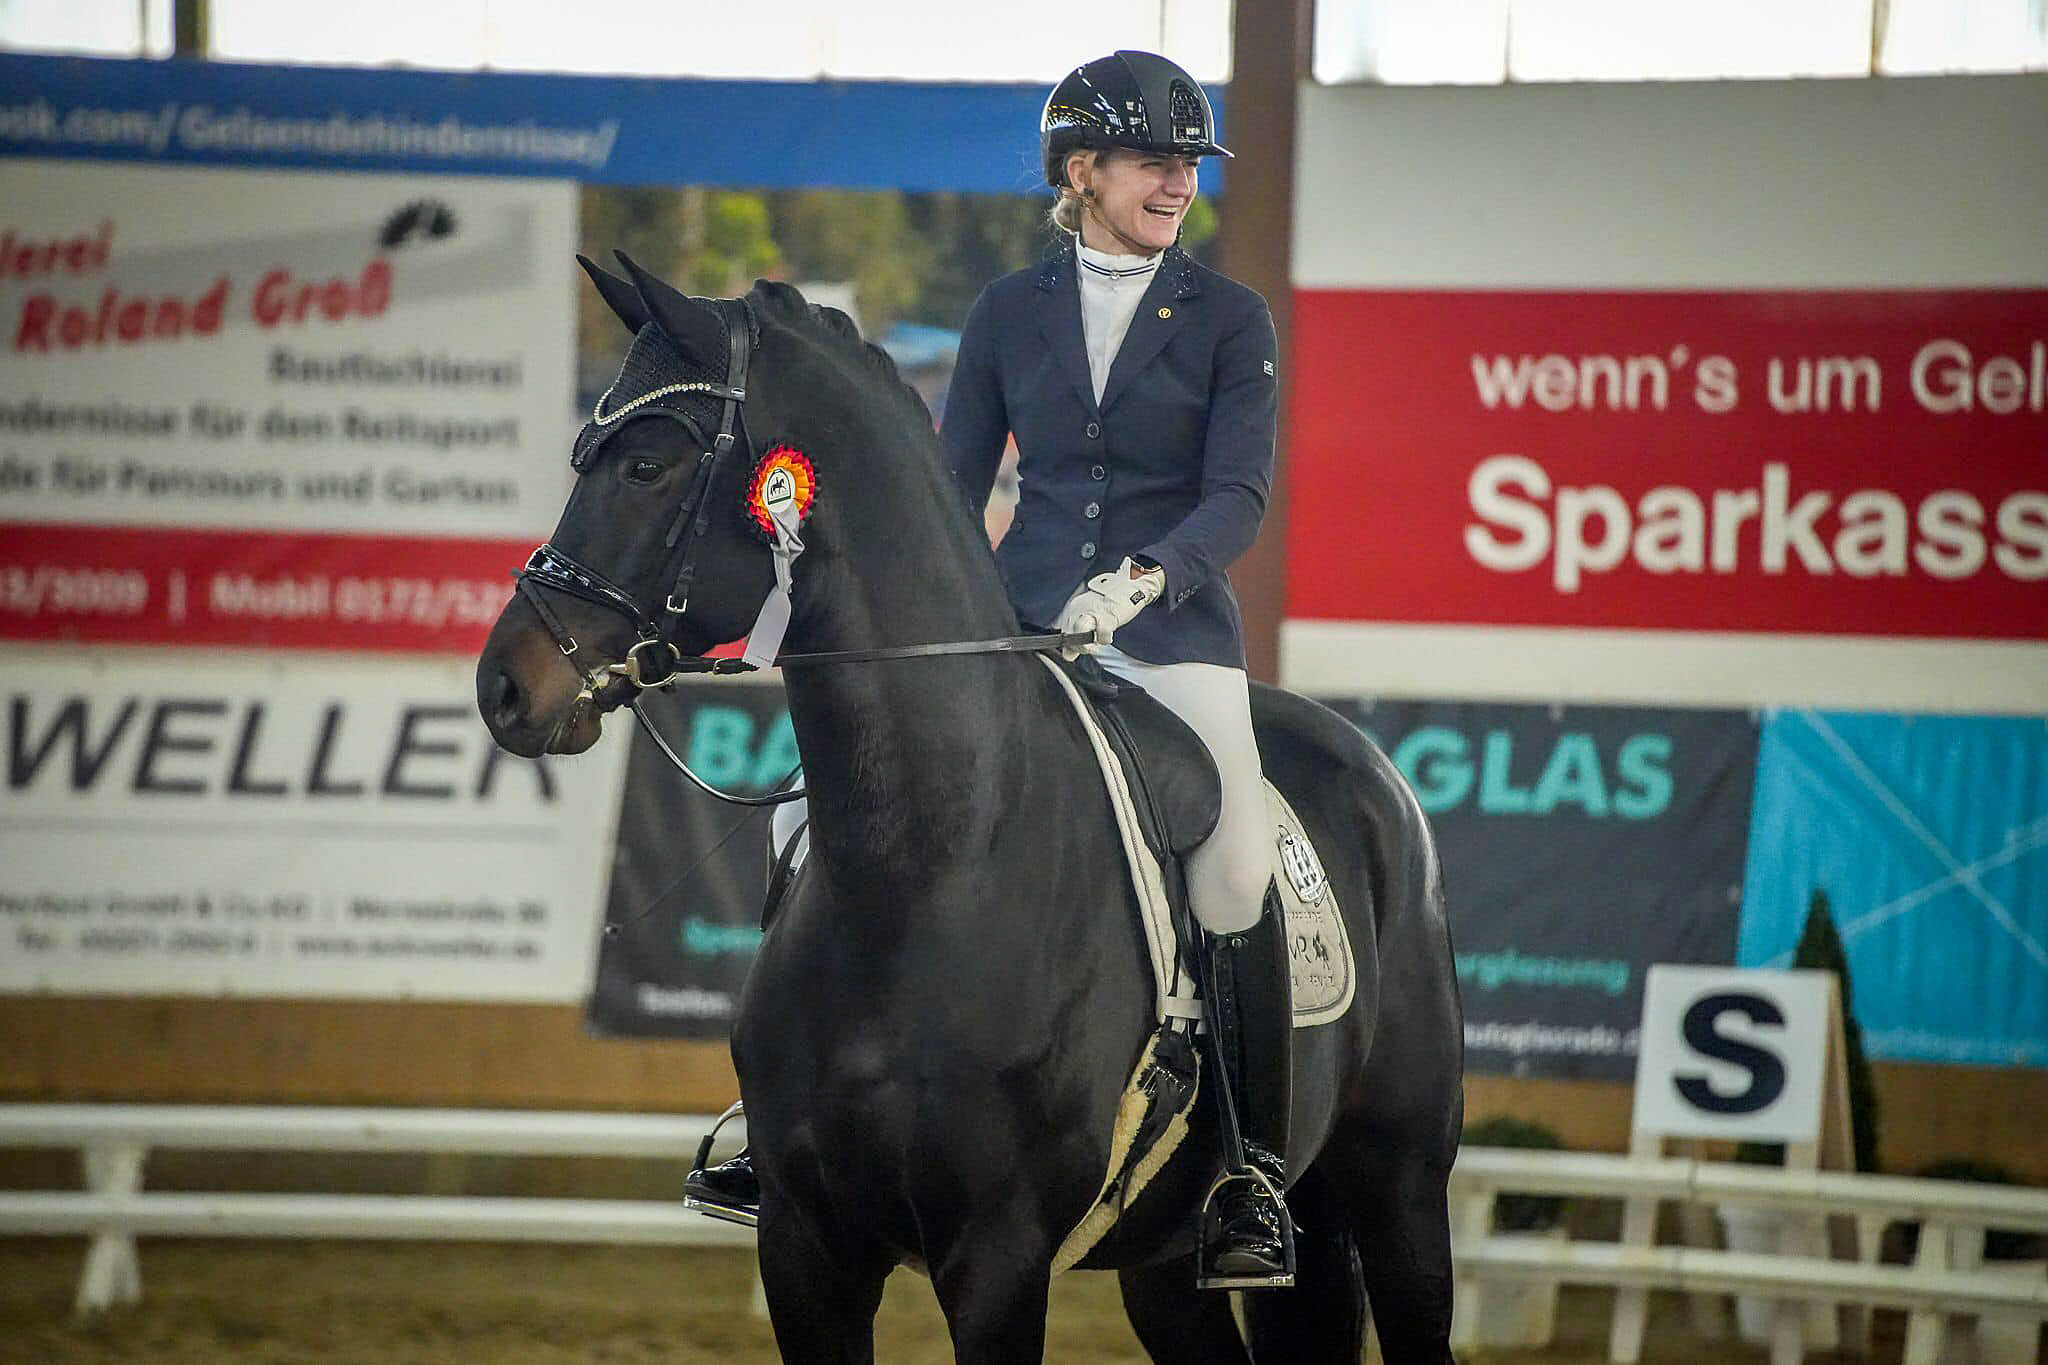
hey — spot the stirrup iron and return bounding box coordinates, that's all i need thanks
[1196,1165,1298,1290]
[682,1100,758,1228]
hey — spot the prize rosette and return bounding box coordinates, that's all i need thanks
[744,445,817,541]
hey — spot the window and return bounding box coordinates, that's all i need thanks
[0,0,172,58]
[1315,0,2048,83]
[203,0,1231,81]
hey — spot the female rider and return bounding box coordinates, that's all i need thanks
[688,49,1292,1289]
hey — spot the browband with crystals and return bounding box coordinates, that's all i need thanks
[592,379,739,427]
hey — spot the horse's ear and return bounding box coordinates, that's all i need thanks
[615,251,729,362]
[577,254,650,334]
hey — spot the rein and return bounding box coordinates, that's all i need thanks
[621,627,1099,807]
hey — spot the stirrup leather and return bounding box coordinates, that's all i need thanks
[681,1100,759,1228]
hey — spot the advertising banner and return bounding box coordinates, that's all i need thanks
[0,651,630,1000]
[1326,697,1760,1079]
[0,53,1095,194]
[1291,289,2048,637]
[1738,709,2048,1068]
[585,681,793,1039]
[0,156,575,654]
[1284,288,2048,712]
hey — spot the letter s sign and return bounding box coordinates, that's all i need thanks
[1673,992,1787,1115]
[1630,966,1832,1143]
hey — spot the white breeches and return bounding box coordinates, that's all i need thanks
[767,647,1269,934]
[1095,646,1269,935]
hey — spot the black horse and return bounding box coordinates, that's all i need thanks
[477,257,1464,1364]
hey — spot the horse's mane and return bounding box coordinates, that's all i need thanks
[745,279,936,430]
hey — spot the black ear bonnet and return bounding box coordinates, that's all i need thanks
[571,315,738,472]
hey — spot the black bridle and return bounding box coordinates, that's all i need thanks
[513,295,1092,806]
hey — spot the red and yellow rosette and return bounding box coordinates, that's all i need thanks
[744,445,817,541]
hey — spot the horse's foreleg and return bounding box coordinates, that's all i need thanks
[930,1232,1055,1365]
[1117,1255,1253,1365]
[756,1203,890,1365]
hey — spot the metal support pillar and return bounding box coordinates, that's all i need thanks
[1219,0,1314,683]
[172,0,207,57]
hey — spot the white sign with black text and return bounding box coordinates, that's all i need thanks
[0,649,631,1001]
[1630,964,1835,1144]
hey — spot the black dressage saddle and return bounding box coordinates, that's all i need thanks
[1062,654,1222,864]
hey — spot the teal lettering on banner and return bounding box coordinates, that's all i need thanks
[1457,947,1632,996]
[1383,725,1675,819]
[1479,730,1533,813]
[686,707,754,786]
[1532,732,1607,816]
[1395,726,1473,813]
[1615,734,1674,818]
[749,710,799,791]
[682,917,764,956]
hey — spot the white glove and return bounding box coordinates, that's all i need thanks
[1054,556,1166,658]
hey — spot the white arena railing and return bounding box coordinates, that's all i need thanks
[1450,1147,2048,1365]
[0,1104,752,1314]
[2,1103,2045,1365]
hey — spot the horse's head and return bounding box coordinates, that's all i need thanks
[478,255,805,757]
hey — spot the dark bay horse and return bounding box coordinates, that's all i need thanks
[476,257,1463,1363]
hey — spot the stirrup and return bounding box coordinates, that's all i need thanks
[682,1101,758,1228]
[1195,1165,1298,1290]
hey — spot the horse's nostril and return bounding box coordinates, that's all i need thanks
[490,670,524,728]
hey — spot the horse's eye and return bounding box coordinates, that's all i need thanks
[625,458,665,484]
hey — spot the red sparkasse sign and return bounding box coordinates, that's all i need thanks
[1286,289,2048,640]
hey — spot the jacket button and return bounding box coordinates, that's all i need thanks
[1081,541,1097,559]
[1084,502,1100,519]
[1085,422,1101,439]
[1090,464,1105,480]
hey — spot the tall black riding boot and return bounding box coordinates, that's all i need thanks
[1197,886,1296,1289]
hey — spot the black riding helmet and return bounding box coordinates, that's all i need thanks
[1041,50,1231,188]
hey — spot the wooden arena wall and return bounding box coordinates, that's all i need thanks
[4,997,2046,1183]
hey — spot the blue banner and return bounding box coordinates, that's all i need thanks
[1,54,1225,194]
[1738,710,2048,1068]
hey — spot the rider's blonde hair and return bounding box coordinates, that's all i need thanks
[1048,148,1102,235]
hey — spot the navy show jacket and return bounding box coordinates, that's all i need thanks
[942,238,1278,669]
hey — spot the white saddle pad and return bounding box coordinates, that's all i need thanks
[1037,656,1357,1031]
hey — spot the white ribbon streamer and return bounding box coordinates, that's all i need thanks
[740,499,805,670]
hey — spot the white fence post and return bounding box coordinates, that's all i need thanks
[1676,1196,1730,1340]
[76,1141,146,1315]
[1446,1179,1496,1351]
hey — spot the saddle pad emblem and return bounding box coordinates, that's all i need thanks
[1277,825,1329,905]
[1266,785,1356,1028]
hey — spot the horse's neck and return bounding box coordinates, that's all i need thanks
[782,430,1027,900]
